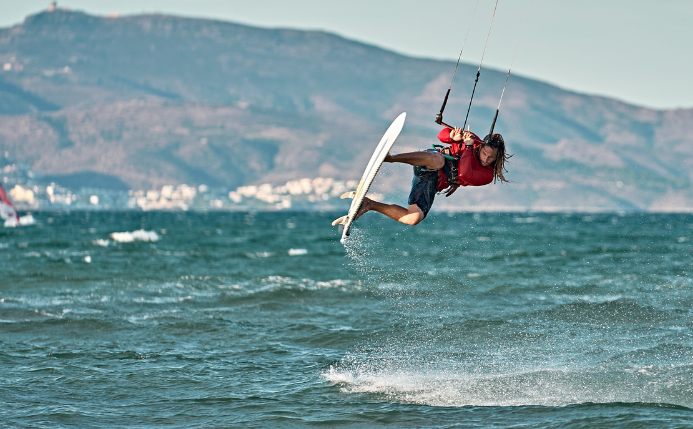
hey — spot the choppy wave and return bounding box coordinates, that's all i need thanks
[245,251,273,258]
[232,276,362,296]
[3,212,693,427]
[109,229,159,242]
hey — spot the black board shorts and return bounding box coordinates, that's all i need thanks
[408,164,439,219]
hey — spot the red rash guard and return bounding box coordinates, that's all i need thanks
[435,128,494,191]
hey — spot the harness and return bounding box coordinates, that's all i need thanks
[432,144,461,195]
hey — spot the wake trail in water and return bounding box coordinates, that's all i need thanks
[324,361,693,408]
[331,217,693,410]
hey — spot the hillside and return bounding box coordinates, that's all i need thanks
[0,9,692,211]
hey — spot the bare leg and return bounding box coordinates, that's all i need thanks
[352,151,439,226]
[385,151,445,170]
[354,197,424,226]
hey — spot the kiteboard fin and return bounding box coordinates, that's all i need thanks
[340,191,356,200]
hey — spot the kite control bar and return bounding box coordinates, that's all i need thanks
[434,0,532,142]
[435,89,451,127]
[435,94,454,129]
[435,0,499,133]
[488,109,499,136]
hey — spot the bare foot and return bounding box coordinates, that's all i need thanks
[353,197,372,221]
[385,153,394,162]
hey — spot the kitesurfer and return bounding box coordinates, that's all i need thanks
[354,126,510,225]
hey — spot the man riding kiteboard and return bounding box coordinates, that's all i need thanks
[350,0,529,227]
[354,126,510,225]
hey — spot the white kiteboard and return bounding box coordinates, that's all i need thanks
[332,112,406,243]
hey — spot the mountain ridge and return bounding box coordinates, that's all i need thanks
[0,9,692,211]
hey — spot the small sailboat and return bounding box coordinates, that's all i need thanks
[0,182,20,226]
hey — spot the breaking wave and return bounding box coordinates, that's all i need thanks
[110,229,160,243]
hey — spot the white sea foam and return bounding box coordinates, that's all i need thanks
[512,216,541,224]
[245,251,273,258]
[134,296,192,304]
[93,239,110,247]
[323,364,685,408]
[229,276,362,295]
[577,294,623,303]
[110,230,160,243]
[288,248,307,256]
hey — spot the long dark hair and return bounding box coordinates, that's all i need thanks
[478,134,512,183]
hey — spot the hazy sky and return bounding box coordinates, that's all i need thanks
[1,0,692,110]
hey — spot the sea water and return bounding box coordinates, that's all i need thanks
[1,211,692,428]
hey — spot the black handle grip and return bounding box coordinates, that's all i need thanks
[436,89,451,124]
[488,109,499,136]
